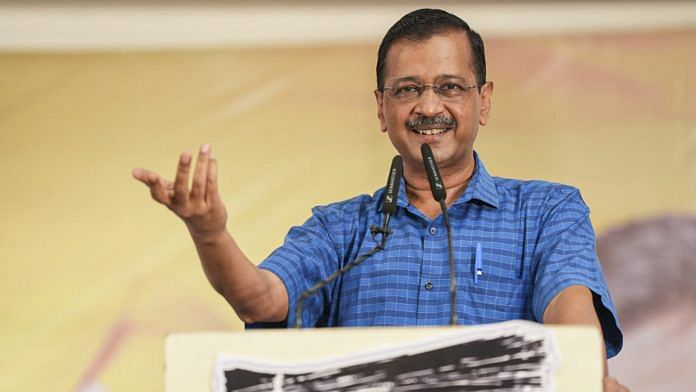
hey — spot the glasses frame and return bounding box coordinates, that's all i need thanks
[379,81,481,102]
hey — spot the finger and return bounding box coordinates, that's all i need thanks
[133,168,173,188]
[133,169,170,205]
[173,152,192,206]
[158,178,175,197]
[190,144,211,204]
[603,377,628,392]
[161,178,174,191]
[603,377,614,391]
[150,177,171,205]
[205,157,219,206]
[132,168,156,185]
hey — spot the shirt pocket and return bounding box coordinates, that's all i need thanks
[464,256,532,323]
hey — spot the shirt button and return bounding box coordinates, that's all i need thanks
[429,227,438,235]
[424,281,433,290]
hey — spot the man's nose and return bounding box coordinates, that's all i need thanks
[413,87,445,116]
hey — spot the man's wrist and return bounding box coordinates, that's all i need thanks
[187,225,227,245]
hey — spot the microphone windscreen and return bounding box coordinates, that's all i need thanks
[421,143,447,201]
[383,156,403,215]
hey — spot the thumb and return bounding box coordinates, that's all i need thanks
[132,168,156,185]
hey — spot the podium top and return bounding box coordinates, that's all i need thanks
[165,322,602,392]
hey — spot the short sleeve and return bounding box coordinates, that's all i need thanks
[532,188,623,358]
[246,207,340,329]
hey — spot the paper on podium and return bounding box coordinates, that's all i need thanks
[165,320,603,392]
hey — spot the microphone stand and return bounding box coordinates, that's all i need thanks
[439,198,457,326]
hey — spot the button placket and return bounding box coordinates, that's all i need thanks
[418,220,442,324]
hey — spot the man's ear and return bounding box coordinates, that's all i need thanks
[478,81,494,126]
[374,89,388,132]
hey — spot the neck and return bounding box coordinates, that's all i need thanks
[403,154,476,219]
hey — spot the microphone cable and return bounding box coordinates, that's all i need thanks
[421,143,458,326]
[294,156,403,328]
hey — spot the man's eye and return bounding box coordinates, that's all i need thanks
[395,85,419,95]
[440,83,462,91]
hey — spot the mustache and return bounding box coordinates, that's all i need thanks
[406,116,456,128]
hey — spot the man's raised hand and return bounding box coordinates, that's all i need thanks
[132,144,228,243]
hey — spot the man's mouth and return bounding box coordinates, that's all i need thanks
[406,116,455,136]
[411,127,452,136]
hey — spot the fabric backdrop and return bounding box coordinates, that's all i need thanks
[1,25,694,391]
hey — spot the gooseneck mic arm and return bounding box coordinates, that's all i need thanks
[420,143,458,326]
[294,156,403,328]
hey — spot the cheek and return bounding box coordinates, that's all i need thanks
[384,106,410,126]
[452,106,480,130]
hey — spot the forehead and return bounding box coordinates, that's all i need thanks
[384,30,475,81]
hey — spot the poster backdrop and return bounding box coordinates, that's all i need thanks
[1,6,694,391]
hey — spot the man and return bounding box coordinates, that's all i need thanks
[133,8,627,391]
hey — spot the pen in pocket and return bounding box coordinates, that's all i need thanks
[475,242,483,284]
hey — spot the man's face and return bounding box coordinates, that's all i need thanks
[375,30,493,172]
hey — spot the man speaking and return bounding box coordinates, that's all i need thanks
[133,8,627,391]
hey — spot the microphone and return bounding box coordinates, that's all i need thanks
[371,155,402,238]
[383,156,402,214]
[420,143,458,326]
[421,144,446,202]
[294,156,403,328]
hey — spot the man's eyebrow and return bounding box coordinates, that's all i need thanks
[388,76,421,83]
[437,74,467,81]
[389,74,468,83]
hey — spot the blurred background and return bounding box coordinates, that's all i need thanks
[1,1,694,391]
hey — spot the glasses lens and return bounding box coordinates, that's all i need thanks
[384,78,474,102]
[388,83,420,101]
[438,83,464,99]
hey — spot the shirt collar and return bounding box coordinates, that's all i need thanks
[453,151,499,209]
[376,151,499,212]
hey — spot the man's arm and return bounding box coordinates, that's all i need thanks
[188,229,288,323]
[132,144,288,323]
[543,285,629,392]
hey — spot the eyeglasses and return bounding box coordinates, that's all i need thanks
[380,79,480,102]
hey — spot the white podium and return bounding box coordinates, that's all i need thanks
[165,322,603,391]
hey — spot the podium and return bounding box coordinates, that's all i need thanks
[165,321,603,391]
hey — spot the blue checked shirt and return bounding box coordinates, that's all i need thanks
[251,152,623,358]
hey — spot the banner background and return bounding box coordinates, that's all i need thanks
[1,4,694,391]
